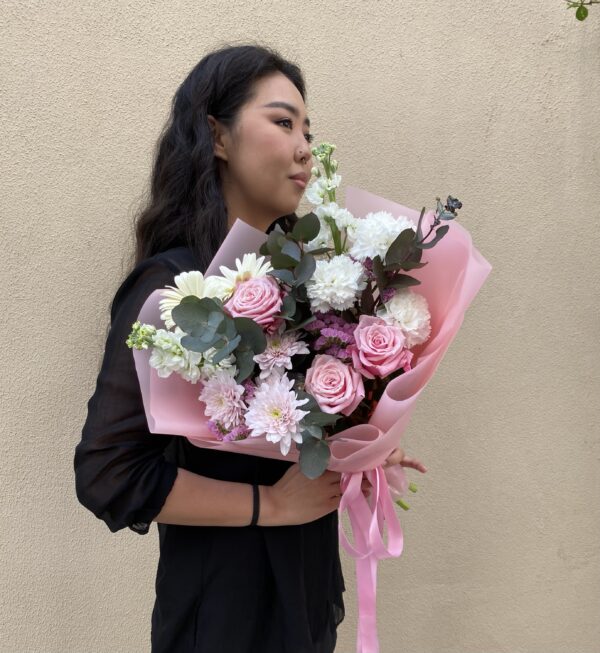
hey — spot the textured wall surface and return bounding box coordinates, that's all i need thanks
[1,1,599,652]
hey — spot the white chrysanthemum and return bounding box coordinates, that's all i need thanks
[149,328,204,383]
[376,289,432,348]
[348,211,416,262]
[253,332,310,380]
[305,254,367,313]
[218,253,273,293]
[198,369,247,430]
[245,373,310,456]
[159,271,232,329]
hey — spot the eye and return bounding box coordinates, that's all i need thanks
[276,118,314,144]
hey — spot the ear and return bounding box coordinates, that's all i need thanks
[207,115,228,162]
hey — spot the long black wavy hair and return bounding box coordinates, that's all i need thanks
[130,42,307,273]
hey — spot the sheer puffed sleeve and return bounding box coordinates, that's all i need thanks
[74,252,188,534]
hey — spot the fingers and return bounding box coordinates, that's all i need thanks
[400,457,428,473]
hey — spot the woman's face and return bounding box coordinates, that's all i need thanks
[208,72,314,232]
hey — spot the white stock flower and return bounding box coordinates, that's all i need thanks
[304,174,342,206]
[348,211,416,262]
[305,254,367,313]
[376,289,432,348]
[159,271,231,329]
[245,373,310,456]
[306,202,359,254]
[149,328,204,383]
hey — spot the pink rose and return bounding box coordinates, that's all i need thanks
[350,315,412,379]
[305,354,365,416]
[224,275,284,334]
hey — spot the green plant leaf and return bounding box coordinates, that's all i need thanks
[281,239,301,262]
[180,334,219,353]
[387,274,421,289]
[269,269,296,286]
[294,253,316,286]
[299,437,331,479]
[234,349,256,383]
[211,334,241,364]
[416,224,449,249]
[576,5,588,20]
[233,317,267,353]
[372,255,387,290]
[385,228,416,266]
[292,212,320,242]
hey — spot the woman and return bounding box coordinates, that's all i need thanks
[74,43,426,653]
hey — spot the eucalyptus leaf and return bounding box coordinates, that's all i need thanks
[294,253,316,286]
[303,411,341,427]
[281,239,301,262]
[211,334,241,364]
[372,255,387,290]
[234,349,256,383]
[180,334,218,353]
[269,269,296,286]
[387,274,421,289]
[301,425,323,440]
[234,317,267,353]
[416,224,449,249]
[281,294,296,317]
[299,437,331,479]
[385,228,415,266]
[270,252,301,269]
[292,212,320,242]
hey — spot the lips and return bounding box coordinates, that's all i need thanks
[289,172,308,183]
[290,177,307,189]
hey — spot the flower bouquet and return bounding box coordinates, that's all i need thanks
[127,143,492,653]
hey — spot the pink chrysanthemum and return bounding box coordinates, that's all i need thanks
[245,374,310,455]
[253,332,310,380]
[198,370,247,430]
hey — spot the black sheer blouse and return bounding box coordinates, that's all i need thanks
[74,246,345,652]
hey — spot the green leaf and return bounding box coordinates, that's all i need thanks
[295,390,319,412]
[234,349,256,383]
[266,230,286,254]
[385,228,416,266]
[269,269,296,286]
[270,252,301,268]
[576,5,588,20]
[234,317,267,353]
[387,274,421,289]
[305,246,334,256]
[292,212,321,242]
[281,239,301,262]
[372,255,387,290]
[286,314,317,332]
[416,224,449,249]
[299,437,331,479]
[360,285,374,314]
[303,411,341,427]
[259,242,270,256]
[294,253,316,286]
[399,260,428,271]
[211,334,241,364]
[281,294,297,317]
[180,334,219,353]
[301,425,323,440]
[416,208,426,242]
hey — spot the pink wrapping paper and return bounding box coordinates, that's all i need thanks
[132,186,492,653]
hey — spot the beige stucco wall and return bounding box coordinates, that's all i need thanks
[2,1,599,651]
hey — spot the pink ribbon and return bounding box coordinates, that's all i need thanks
[338,466,405,653]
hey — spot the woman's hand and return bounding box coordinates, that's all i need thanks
[383,447,428,473]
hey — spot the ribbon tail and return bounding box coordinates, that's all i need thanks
[355,554,381,653]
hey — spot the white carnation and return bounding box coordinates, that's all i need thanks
[305,254,367,313]
[348,211,416,262]
[376,289,432,348]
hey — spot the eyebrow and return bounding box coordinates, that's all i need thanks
[261,101,311,128]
